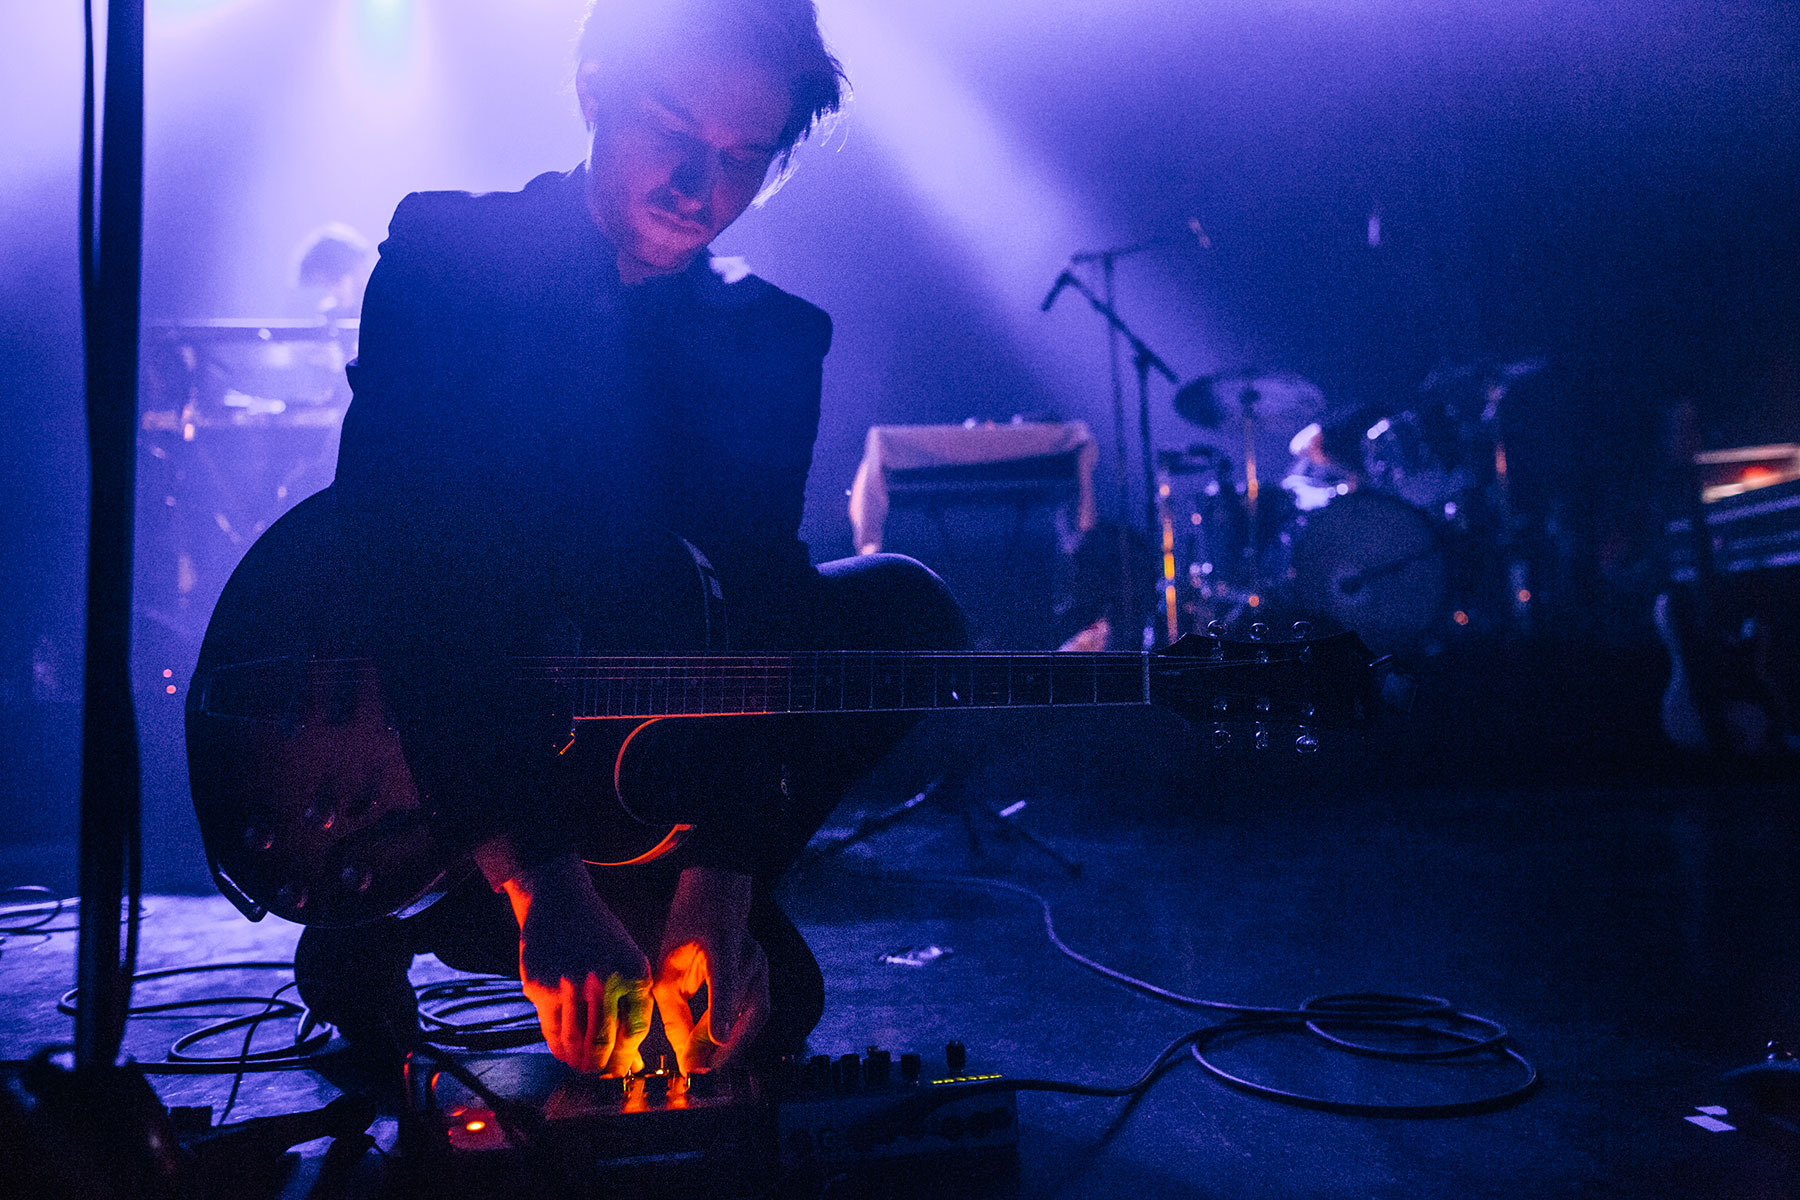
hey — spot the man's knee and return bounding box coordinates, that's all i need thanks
[817,553,967,651]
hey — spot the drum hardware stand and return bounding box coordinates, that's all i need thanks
[1153,449,1217,645]
[806,770,1083,879]
[1042,258,1180,647]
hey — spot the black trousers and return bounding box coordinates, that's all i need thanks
[294,553,965,1062]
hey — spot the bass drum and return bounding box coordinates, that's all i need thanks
[1281,491,1446,655]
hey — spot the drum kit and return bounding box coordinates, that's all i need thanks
[1151,359,1547,655]
[136,318,356,651]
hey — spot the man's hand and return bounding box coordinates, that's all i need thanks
[502,854,652,1075]
[652,866,769,1075]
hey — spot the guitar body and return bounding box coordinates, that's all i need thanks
[186,488,720,928]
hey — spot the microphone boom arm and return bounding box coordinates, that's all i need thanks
[1048,267,1179,385]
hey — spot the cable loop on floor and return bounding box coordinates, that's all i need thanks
[870,869,1539,1117]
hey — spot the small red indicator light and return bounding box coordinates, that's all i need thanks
[162,669,173,678]
[166,684,178,694]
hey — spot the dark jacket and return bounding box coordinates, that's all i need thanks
[332,165,832,869]
[336,164,832,649]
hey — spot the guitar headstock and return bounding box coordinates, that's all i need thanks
[1149,621,1401,751]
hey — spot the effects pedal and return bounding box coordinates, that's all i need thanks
[409,1041,1019,1198]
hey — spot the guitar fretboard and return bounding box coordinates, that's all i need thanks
[520,652,1153,719]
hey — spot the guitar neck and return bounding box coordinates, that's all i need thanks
[523,651,1154,719]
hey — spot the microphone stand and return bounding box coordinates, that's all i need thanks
[1043,262,1180,643]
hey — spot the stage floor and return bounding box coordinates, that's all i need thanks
[3,721,1797,1197]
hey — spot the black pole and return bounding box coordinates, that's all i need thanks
[1045,265,1180,648]
[76,0,146,1072]
[1056,239,1189,646]
[1100,253,1137,643]
[1135,346,1158,542]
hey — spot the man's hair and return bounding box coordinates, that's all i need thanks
[576,0,847,191]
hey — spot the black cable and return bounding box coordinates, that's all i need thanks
[415,974,541,1050]
[58,962,331,1075]
[1188,1014,1538,1117]
[0,887,71,934]
[844,1025,1203,1149]
[0,893,142,936]
[910,873,1293,1013]
[215,981,299,1124]
[405,1043,544,1148]
[50,959,540,1080]
[864,869,1537,1118]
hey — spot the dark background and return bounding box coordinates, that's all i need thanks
[3,0,1798,891]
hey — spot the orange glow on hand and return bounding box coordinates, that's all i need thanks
[655,940,711,1074]
[652,868,766,1076]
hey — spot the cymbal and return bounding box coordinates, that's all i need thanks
[1174,372,1325,429]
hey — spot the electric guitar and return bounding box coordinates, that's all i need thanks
[187,489,1392,928]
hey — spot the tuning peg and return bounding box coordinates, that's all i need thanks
[1206,620,1226,636]
[1210,722,1230,749]
[1253,722,1270,750]
[1249,622,1269,641]
[1211,696,1229,715]
[1295,727,1320,754]
[1255,696,1271,714]
[1291,620,1312,640]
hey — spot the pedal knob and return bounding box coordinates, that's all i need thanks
[806,1054,832,1091]
[836,1052,862,1091]
[900,1053,923,1084]
[945,1040,967,1075]
[642,1057,673,1102]
[687,1069,718,1099]
[865,1049,892,1087]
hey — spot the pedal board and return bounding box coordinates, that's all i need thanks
[399,1042,1019,1199]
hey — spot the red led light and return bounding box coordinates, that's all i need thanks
[166,684,178,694]
[464,1120,486,1133]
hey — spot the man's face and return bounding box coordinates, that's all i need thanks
[579,47,791,284]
